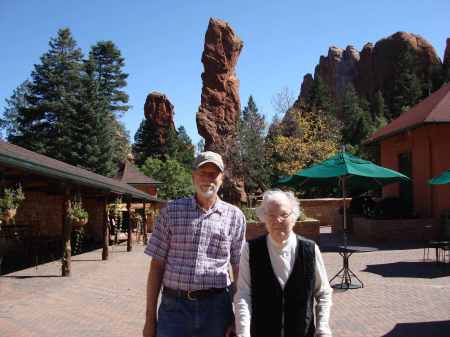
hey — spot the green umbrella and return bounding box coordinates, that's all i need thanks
[429,170,450,185]
[277,151,410,235]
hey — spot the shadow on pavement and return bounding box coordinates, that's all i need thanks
[381,320,450,337]
[0,275,60,279]
[364,261,450,279]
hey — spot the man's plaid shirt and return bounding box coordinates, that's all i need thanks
[145,196,246,291]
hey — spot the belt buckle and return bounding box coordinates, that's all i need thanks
[187,290,196,301]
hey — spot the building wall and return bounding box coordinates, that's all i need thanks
[132,184,158,197]
[380,124,450,218]
[14,191,105,242]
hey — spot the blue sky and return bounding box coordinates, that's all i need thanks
[1,0,449,146]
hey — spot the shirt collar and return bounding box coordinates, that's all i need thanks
[190,195,225,215]
[268,232,296,251]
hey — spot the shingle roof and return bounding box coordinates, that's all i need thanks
[0,140,156,201]
[115,161,162,185]
[367,82,450,143]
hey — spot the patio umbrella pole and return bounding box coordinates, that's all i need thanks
[342,176,348,248]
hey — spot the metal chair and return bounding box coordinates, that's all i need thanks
[423,224,433,261]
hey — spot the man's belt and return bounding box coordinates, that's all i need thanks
[163,286,227,300]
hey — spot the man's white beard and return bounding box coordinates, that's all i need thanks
[195,183,219,199]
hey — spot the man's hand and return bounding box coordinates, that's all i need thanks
[142,319,156,337]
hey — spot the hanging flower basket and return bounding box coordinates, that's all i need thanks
[0,185,25,224]
[68,201,89,228]
[72,217,88,227]
[1,208,17,223]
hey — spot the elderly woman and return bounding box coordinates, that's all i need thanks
[234,190,332,337]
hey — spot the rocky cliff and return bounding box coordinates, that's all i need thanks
[299,32,446,110]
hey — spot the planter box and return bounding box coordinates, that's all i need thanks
[246,219,320,243]
[352,216,438,242]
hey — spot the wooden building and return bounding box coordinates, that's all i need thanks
[0,140,157,276]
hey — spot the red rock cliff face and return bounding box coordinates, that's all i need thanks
[314,45,360,103]
[144,92,175,145]
[196,18,246,204]
[369,32,441,96]
[300,32,443,107]
[444,38,450,80]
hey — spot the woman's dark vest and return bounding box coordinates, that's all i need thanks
[249,235,316,337]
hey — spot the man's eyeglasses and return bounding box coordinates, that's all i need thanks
[265,210,293,222]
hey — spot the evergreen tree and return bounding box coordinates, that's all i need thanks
[133,121,194,167]
[173,126,195,168]
[388,48,423,119]
[8,28,84,161]
[133,118,155,165]
[308,76,335,115]
[88,41,131,168]
[88,41,130,116]
[341,85,374,146]
[237,96,270,192]
[1,81,32,140]
[371,90,389,120]
[66,59,116,175]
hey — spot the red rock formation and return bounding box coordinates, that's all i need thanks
[444,38,450,80]
[314,45,360,102]
[371,32,441,94]
[144,91,175,145]
[196,18,246,204]
[444,38,450,66]
[297,73,314,106]
[299,32,443,108]
[355,43,375,99]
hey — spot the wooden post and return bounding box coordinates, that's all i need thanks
[142,201,148,245]
[102,196,109,260]
[61,186,72,277]
[126,196,132,252]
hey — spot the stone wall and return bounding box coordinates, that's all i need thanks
[352,216,438,242]
[300,198,350,232]
[246,219,320,243]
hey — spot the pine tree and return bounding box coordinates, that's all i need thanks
[371,90,389,120]
[1,81,32,140]
[308,76,335,115]
[88,41,131,168]
[88,41,129,116]
[133,121,194,167]
[389,48,424,119]
[8,28,84,161]
[174,126,195,168]
[341,85,374,146]
[67,59,116,175]
[236,96,270,192]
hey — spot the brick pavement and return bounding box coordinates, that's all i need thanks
[1,229,450,337]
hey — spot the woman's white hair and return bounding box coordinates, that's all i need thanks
[255,189,301,222]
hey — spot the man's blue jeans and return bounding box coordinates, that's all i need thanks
[156,289,234,337]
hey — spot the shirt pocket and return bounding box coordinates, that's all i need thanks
[206,227,231,259]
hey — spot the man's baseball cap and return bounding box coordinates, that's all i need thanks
[193,151,224,172]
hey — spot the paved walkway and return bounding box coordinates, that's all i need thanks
[1,229,450,337]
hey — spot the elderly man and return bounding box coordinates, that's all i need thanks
[143,151,246,337]
[234,190,332,337]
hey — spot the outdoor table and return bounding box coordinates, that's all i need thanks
[428,240,450,263]
[329,245,378,289]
